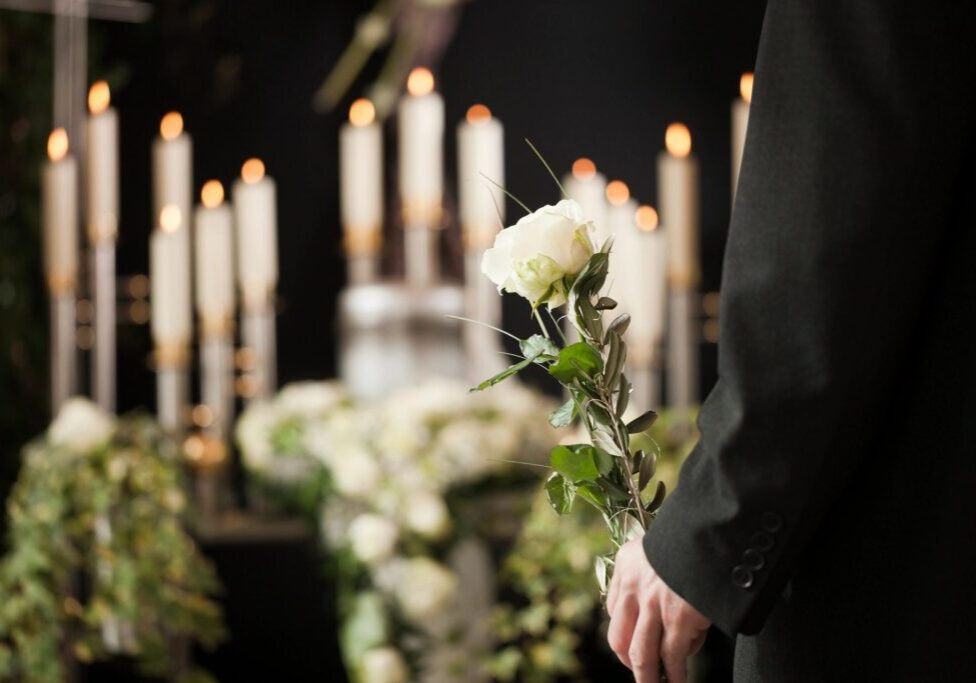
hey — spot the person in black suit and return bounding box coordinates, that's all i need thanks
[607,2,976,681]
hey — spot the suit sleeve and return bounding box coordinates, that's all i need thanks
[643,0,976,636]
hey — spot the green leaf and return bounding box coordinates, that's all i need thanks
[627,410,659,434]
[606,313,631,341]
[548,399,576,428]
[545,472,576,515]
[576,481,609,512]
[631,449,645,475]
[605,333,625,389]
[520,334,559,361]
[644,480,667,513]
[549,444,601,482]
[548,342,603,383]
[616,375,631,417]
[591,429,622,458]
[594,448,615,476]
[576,295,603,341]
[472,355,535,391]
[595,297,617,311]
[638,450,656,492]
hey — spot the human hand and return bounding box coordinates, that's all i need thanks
[607,538,711,683]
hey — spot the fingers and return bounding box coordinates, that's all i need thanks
[660,626,691,683]
[629,604,662,683]
[607,593,639,669]
[689,630,708,657]
[606,566,621,615]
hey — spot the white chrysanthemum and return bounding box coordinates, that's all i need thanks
[402,491,452,540]
[360,647,408,683]
[395,557,458,623]
[349,513,399,565]
[331,448,382,499]
[275,381,347,418]
[48,397,115,453]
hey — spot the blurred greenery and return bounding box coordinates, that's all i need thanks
[0,412,225,682]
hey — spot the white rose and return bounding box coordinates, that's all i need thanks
[235,401,277,472]
[349,513,399,565]
[402,492,452,540]
[395,557,458,623]
[47,397,115,453]
[482,199,595,308]
[360,647,408,683]
[331,449,381,499]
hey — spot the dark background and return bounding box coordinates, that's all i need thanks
[97,0,766,414]
[1,0,767,679]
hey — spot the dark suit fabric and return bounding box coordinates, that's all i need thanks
[643,2,976,680]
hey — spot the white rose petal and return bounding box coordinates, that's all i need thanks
[349,513,399,565]
[395,557,458,623]
[275,381,346,418]
[403,492,452,540]
[47,397,115,453]
[360,647,409,683]
[481,199,595,308]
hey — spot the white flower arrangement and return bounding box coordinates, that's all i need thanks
[236,377,559,682]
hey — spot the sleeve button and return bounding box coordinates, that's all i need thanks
[751,531,774,552]
[731,565,754,589]
[743,548,765,570]
[761,511,784,533]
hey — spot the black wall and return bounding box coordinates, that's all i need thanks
[101,0,767,413]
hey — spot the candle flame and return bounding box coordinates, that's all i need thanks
[572,158,596,181]
[201,180,224,208]
[47,128,69,161]
[241,158,266,184]
[88,80,111,114]
[740,72,754,104]
[466,104,492,125]
[635,205,659,231]
[160,112,184,141]
[606,180,630,206]
[349,98,376,127]
[159,204,182,233]
[407,67,435,97]
[665,123,692,158]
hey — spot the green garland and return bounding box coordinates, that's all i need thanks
[0,406,225,682]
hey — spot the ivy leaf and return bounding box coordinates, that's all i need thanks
[626,410,659,434]
[520,334,559,362]
[545,472,576,515]
[595,297,617,311]
[548,342,603,383]
[472,355,536,391]
[548,399,576,428]
[549,444,601,482]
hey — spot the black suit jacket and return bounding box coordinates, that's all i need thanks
[644,2,976,680]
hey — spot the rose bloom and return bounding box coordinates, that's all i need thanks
[482,199,595,308]
[47,397,115,453]
[348,513,399,565]
[402,491,452,540]
[331,448,381,499]
[360,647,408,683]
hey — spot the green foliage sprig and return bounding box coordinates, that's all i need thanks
[0,413,225,682]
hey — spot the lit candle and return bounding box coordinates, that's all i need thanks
[340,98,383,279]
[152,112,193,229]
[232,158,278,311]
[457,103,505,250]
[563,158,608,246]
[150,204,192,344]
[42,128,79,293]
[605,179,640,323]
[657,123,699,289]
[633,204,667,348]
[194,180,234,336]
[731,72,753,200]
[85,80,118,244]
[398,67,444,228]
